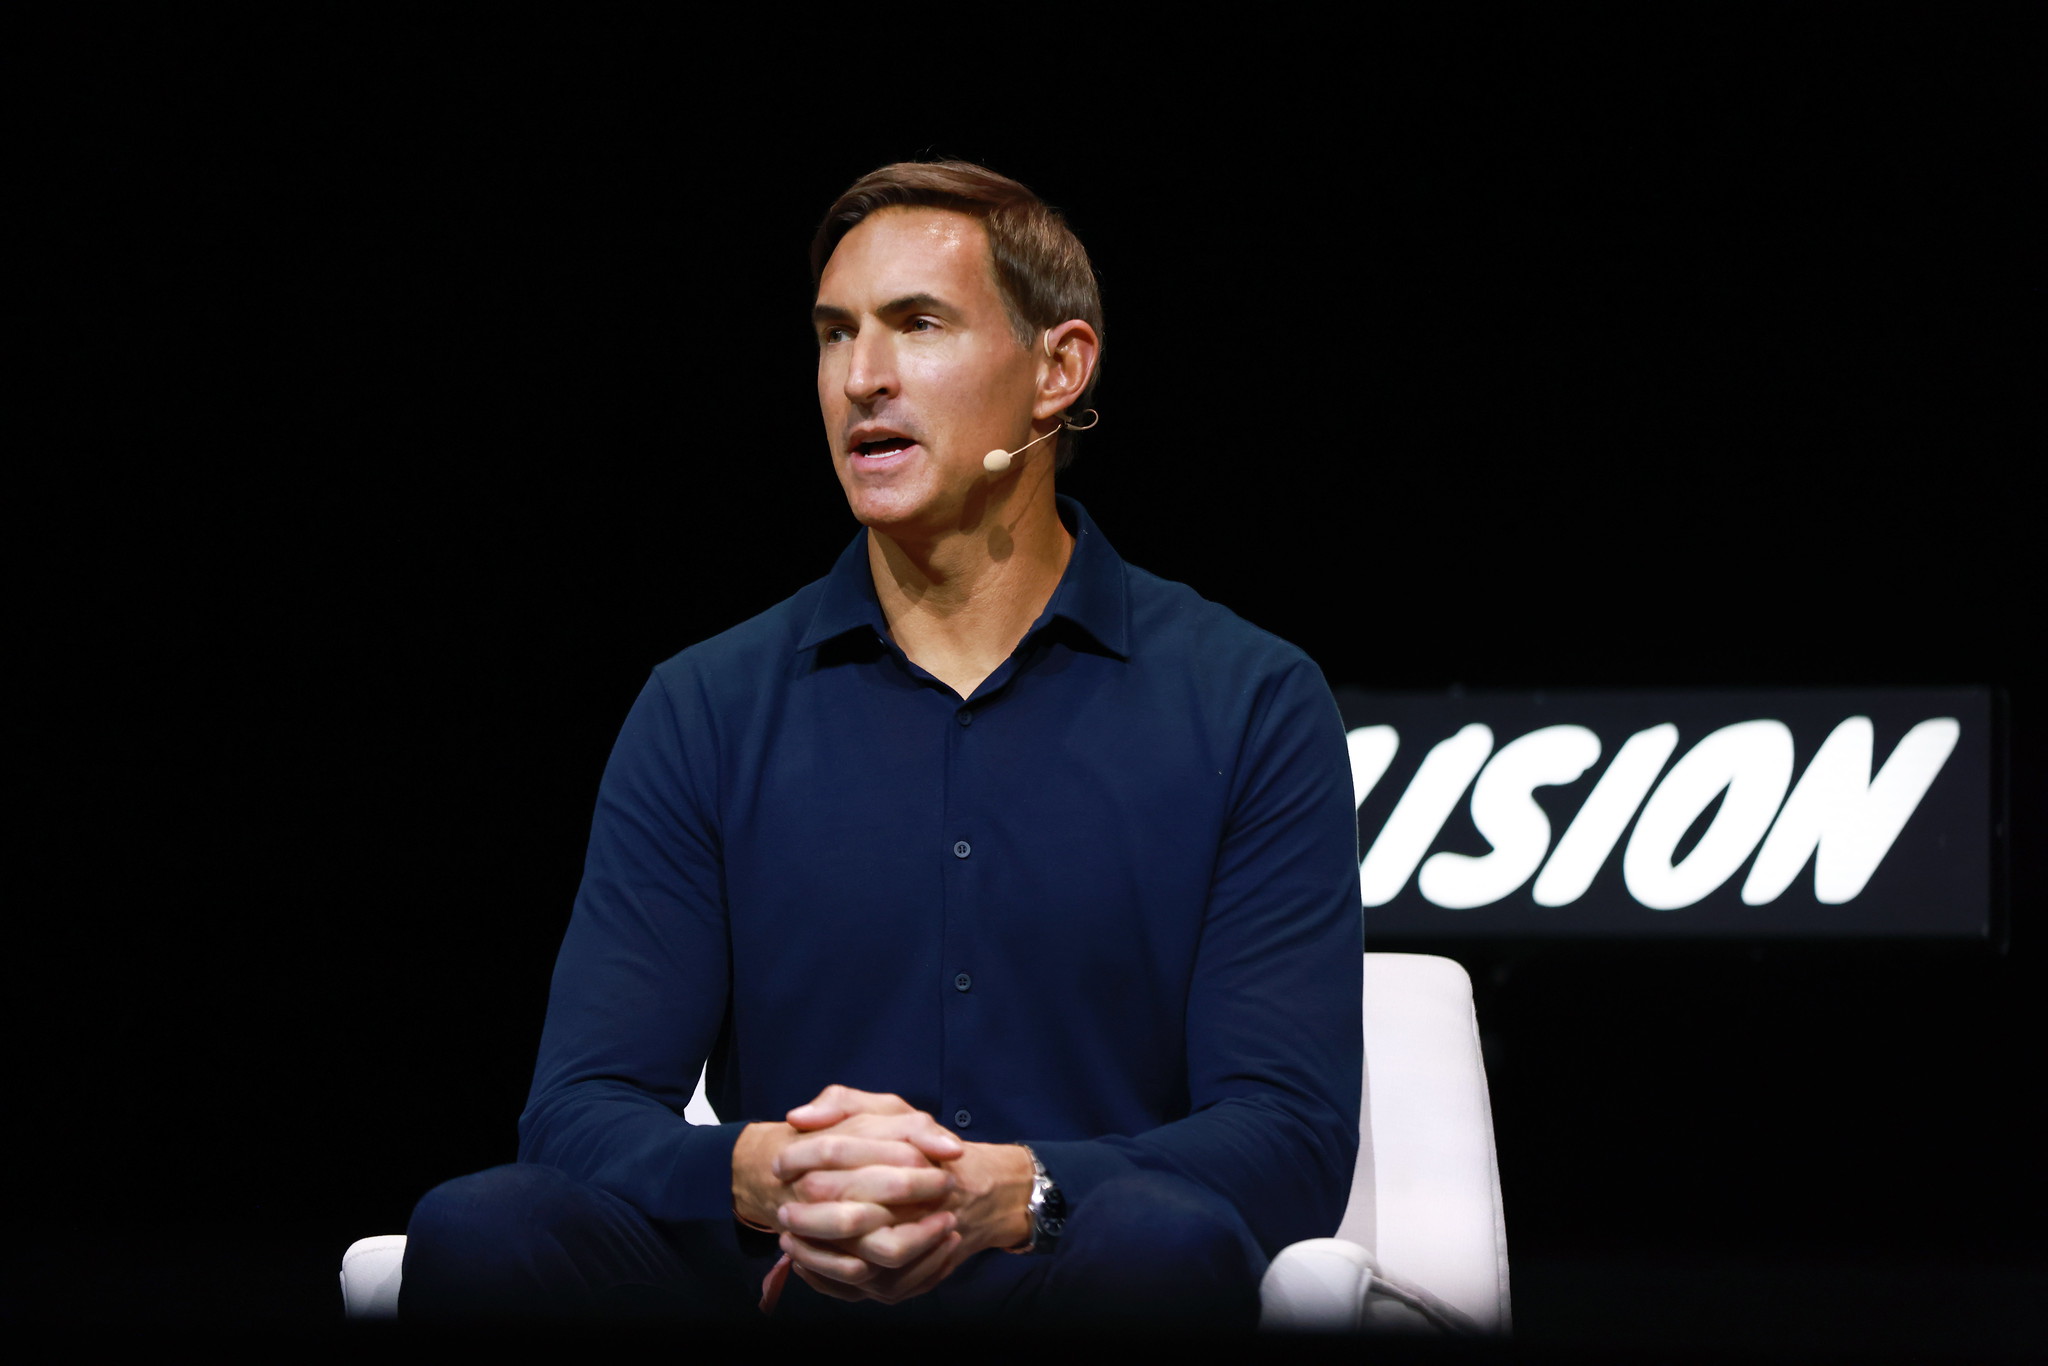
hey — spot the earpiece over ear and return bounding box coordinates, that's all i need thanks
[985,328,1097,474]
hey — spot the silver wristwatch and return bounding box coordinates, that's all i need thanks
[1006,1144,1066,1254]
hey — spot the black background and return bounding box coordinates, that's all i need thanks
[20,9,2042,1357]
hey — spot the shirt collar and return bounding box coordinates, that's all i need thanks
[797,495,1131,660]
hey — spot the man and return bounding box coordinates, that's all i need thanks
[403,161,1362,1328]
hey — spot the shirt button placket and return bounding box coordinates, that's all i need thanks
[944,699,979,1157]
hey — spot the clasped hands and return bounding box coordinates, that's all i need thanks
[732,1085,1034,1307]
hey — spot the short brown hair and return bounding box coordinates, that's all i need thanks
[811,160,1105,469]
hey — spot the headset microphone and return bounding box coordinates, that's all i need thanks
[983,409,1099,473]
[983,426,1060,474]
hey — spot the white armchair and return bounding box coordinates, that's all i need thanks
[342,952,1509,1335]
[1258,951,1511,1334]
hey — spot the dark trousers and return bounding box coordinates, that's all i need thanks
[402,1162,1267,1328]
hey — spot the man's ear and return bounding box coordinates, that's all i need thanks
[1035,320,1100,422]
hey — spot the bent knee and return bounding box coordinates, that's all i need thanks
[407,1163,588,1256]
[1075,1172,1262,1275]
[1034,1172,1264,1326]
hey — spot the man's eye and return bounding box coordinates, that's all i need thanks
[821,325,851,344]
[907,318,936,332]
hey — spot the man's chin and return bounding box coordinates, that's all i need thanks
[844,489,950,536]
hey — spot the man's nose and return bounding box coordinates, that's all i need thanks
[843,328,896,406]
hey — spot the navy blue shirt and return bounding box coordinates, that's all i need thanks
[519,497,1363,1257]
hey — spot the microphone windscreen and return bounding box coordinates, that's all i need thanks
[983,449,1012,473]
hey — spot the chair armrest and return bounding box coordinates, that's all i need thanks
[340,1234,407,1319]
[1260,1237,1375,1331]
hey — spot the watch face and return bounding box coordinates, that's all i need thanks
[1032,1176,1066,1251]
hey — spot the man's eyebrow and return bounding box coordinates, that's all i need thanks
[809,293,955,327]
[876,293,951,318]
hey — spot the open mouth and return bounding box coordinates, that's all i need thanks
[854,437,915,458]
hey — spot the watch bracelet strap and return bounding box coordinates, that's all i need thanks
[1007,1144,1064,1254]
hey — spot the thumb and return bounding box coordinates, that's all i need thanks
[908,1126,965,1160]
[788,1085,910,1128]
[784,1100,847,1130]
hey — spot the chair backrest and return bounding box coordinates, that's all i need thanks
[1341,952,1511,1332]
[684,1067,718,1123]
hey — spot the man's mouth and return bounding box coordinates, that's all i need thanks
[854,438,916,458]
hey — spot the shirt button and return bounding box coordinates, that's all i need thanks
[953,1109,972,1128]
[954,972,972,992]
[953,840,971,859]
[957,709,973,727]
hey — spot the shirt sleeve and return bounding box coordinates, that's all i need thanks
[516,667,748,1223]
[1024,655,1364,1257]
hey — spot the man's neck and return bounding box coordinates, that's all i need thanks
[866,483,1074,701]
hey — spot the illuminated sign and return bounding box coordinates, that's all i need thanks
[1333,688,1995,937]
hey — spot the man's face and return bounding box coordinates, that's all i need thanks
[814,207,1041,535]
